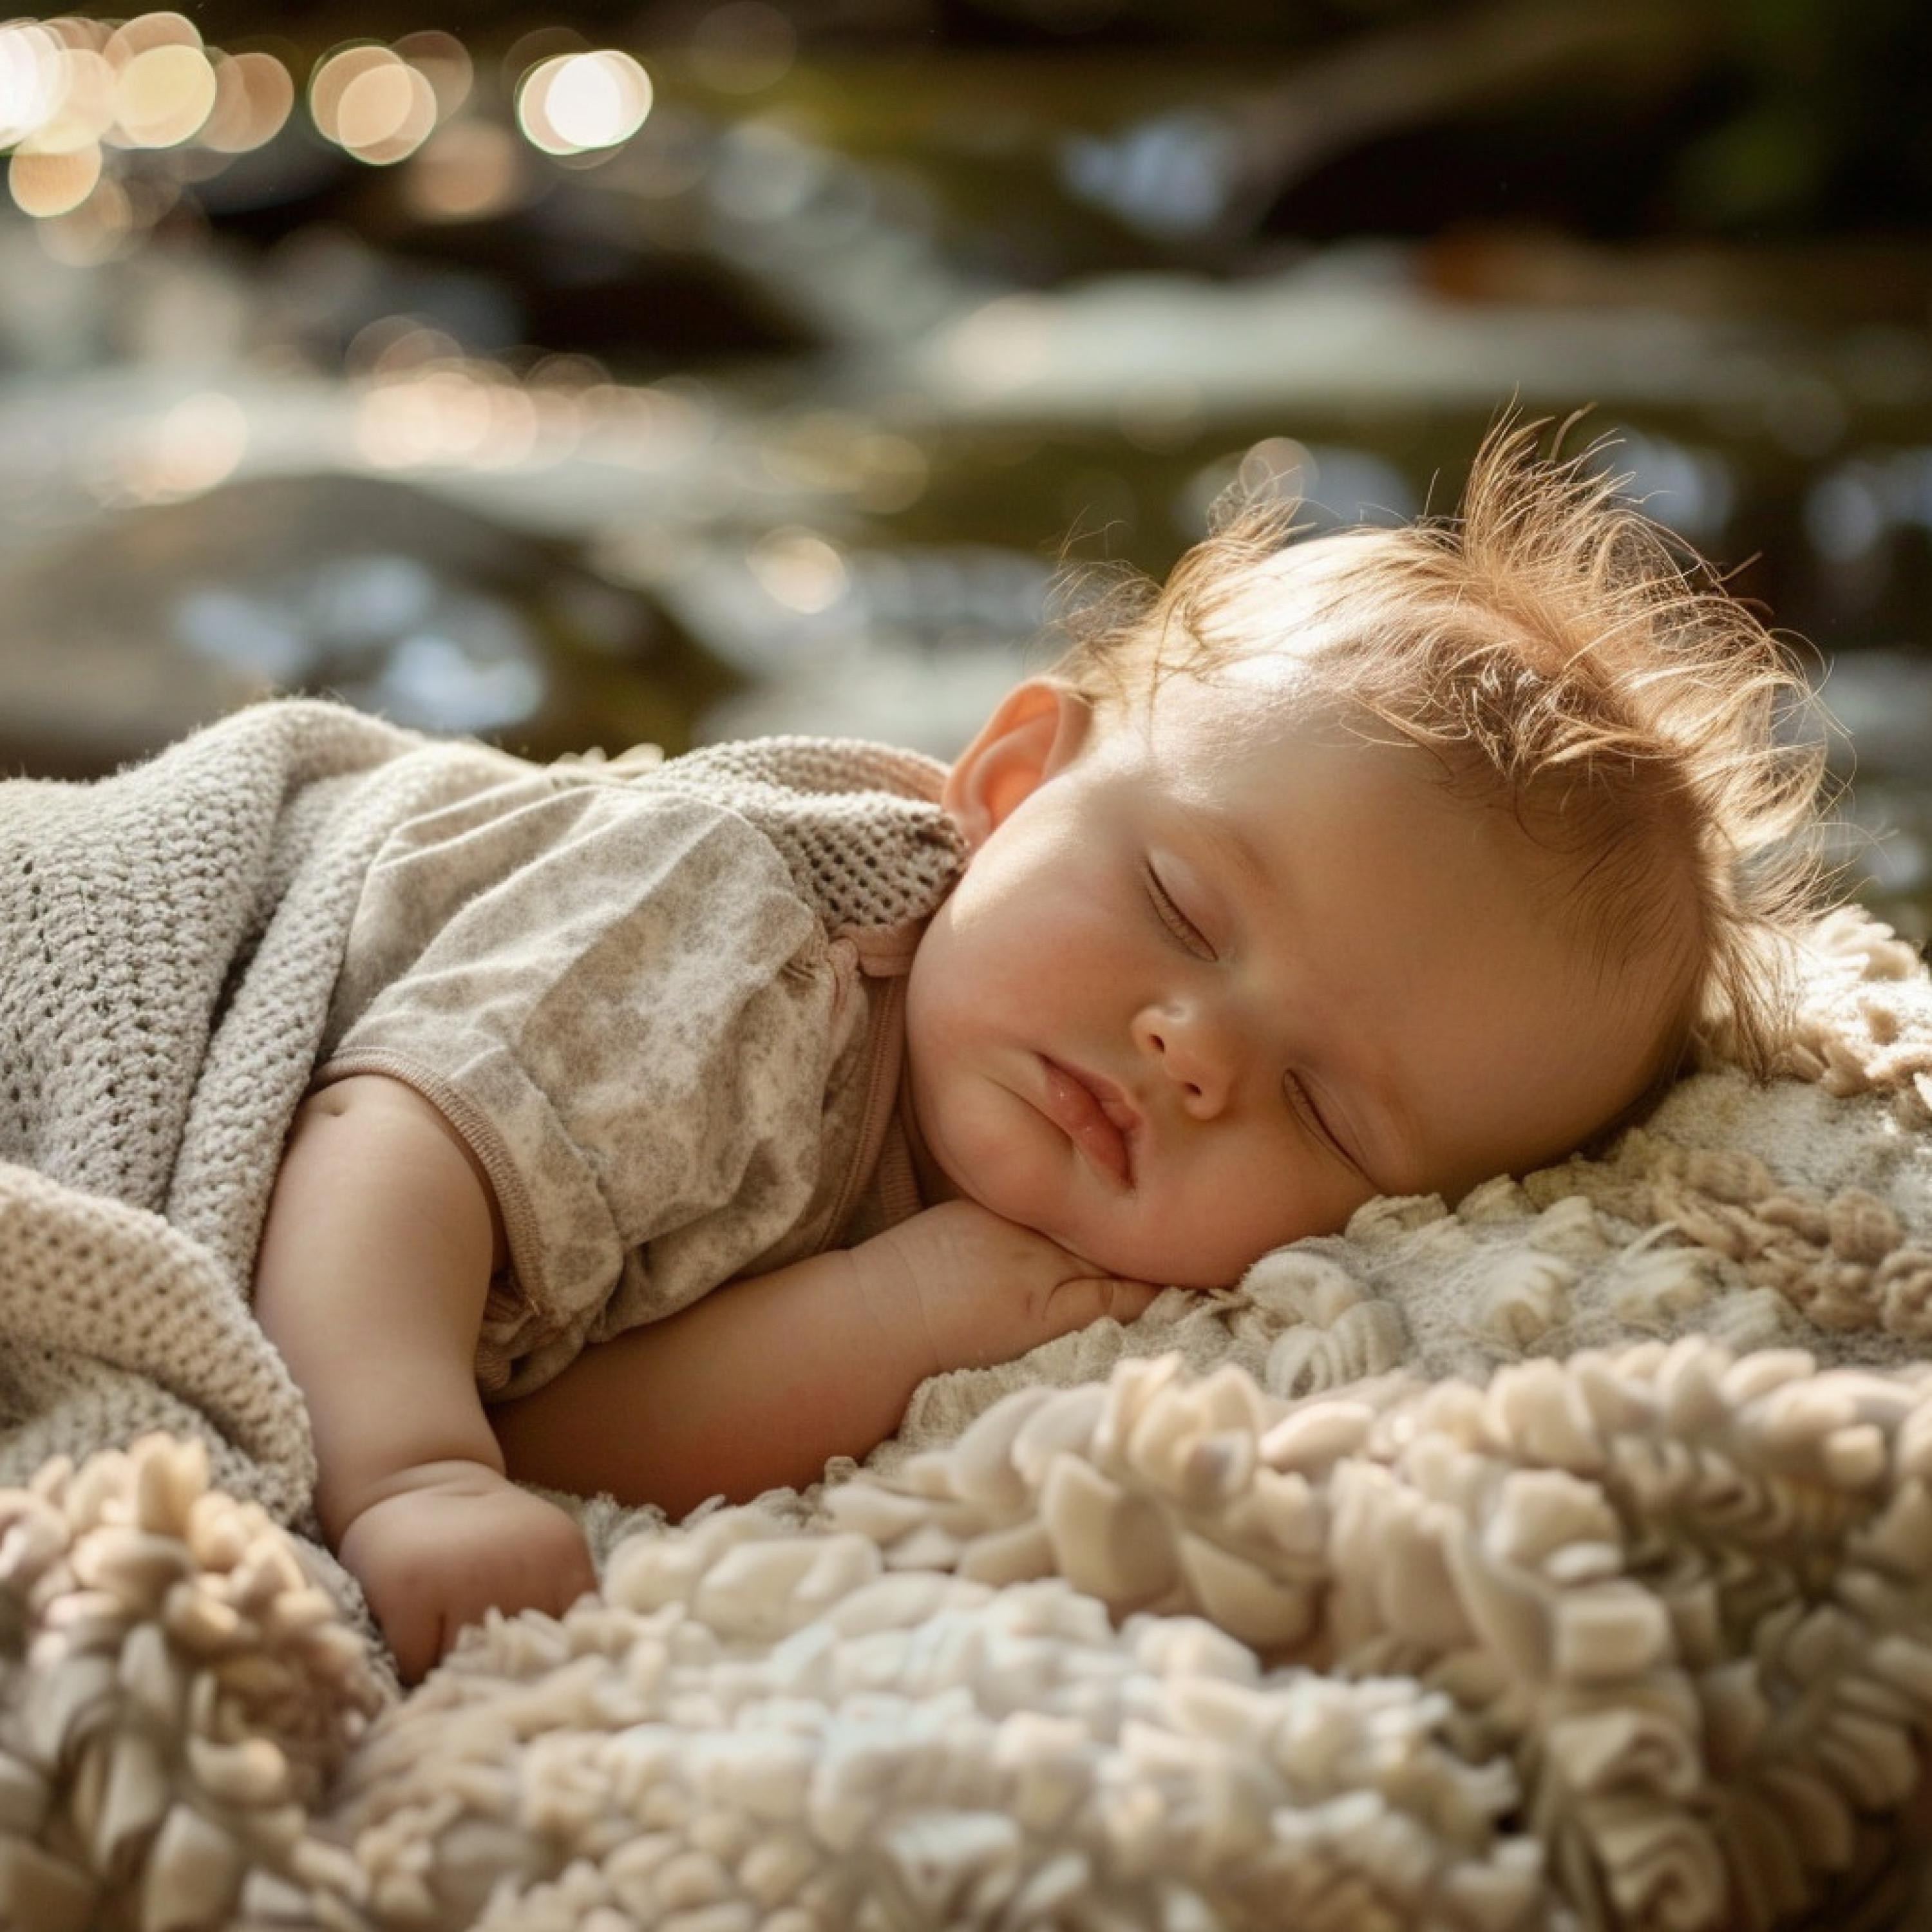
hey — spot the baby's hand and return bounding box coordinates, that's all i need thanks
[336,1463,598,1684]
[857,1199,1162,1375]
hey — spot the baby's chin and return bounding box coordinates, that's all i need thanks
[930,1131,1270,1287]
[1056,1217,1315,1292]
[997,1200,1249,1290]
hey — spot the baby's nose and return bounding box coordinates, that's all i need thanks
[1131,1007,1233,1115]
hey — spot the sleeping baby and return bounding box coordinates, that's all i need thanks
[248,422,1832,1680]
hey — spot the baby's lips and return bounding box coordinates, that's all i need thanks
[1075,1064,1143,1140]
[1039,1058,1134,1186]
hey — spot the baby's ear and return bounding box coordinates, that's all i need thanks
[942,679,1092,851]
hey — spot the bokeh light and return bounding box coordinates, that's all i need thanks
[1237,435,1311,501]
[23,47,113,153]
[111,42,216,147]
[42,17,109,53]
[749,528,848,614]
[126,391,250,502]
[946,295,1056,395]
[516,50,652,158]
[102,12,200,66]
[8,140,99,215]
[342,327,592,474]
[199,51,294,155]
[1,21,75,147]
[346,316,465,377]
[404,119,526,223]
[392,31,471,122]
[337,61,436,165]
[310,44,393,141]
[310,40,442,165]
[1,12,666,219]
[0,13,281,162]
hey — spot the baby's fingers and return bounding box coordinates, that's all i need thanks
[1039,1273,1161,1340]
[1101,1278,1162,1324]
[367,1582,443,1687]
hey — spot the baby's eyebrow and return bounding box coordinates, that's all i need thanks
[1176,801,1273,898]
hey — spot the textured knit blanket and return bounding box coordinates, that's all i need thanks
[5,715,1932,1931]
[0,699,500,1526]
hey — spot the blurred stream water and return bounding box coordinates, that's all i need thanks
[1,29,1929,940]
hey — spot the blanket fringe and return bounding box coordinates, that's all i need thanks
[0,1434,383,1932]
[4,891,1930,1931]
[8,1334,1932,1929]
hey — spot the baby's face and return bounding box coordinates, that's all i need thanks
[903,653,1684,1288]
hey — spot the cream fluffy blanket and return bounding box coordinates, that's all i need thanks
[3,719,1932,1928]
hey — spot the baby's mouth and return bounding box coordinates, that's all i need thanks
[1037,1058,1136,1187]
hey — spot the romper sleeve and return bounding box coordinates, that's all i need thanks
[312,766,863,1396]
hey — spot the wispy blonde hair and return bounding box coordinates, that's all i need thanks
[1040,415,1839,1092]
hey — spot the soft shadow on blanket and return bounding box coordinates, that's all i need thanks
[6,777,1932,1927]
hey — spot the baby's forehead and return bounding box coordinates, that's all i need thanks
[1143,627,1352,753]
[1131,656,1326,770]
[1129,667,1421,832]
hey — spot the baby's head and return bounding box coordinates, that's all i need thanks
[902,421,1833,1287]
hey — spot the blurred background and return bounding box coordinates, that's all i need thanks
[1,0,1929,934]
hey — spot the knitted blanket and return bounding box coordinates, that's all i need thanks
[0,699,477,1524]
[4,723,1932,1928]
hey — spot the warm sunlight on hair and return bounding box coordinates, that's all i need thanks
[1041,414,1840,1090]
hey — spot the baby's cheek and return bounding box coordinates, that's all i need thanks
[936,1084,1048,1211]
[1197,1155,1363,1272]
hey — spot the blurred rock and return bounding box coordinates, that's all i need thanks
[0,472,737,777]
[698,629,1023,759]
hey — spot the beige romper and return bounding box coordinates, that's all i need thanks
[310,735,967,1400]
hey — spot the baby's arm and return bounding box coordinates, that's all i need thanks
[253,1074,595,1681]
[490,1200,1159,1519]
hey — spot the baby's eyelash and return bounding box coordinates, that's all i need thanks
[1143,866,1214,959]
[1287,1073,1350,1166]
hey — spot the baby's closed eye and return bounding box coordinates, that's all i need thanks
[1285,1072,1355,1170]
[1142,863,1214,960]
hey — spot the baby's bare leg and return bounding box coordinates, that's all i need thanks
[254,1074,594,1680]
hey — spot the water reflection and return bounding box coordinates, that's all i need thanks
[1809,450,1932,566]
[0,6,1928,930]
[1061,109,1239,238]
[175,553,545,735]
[1179,441,1416,536]
[1604,432,1735,544]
